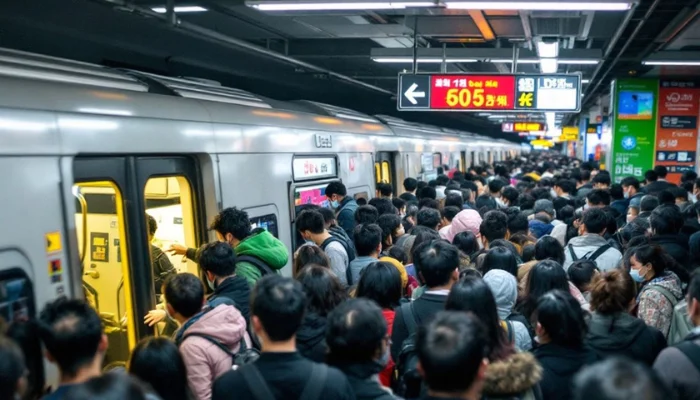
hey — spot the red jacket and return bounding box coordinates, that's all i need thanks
[379,309,396,387]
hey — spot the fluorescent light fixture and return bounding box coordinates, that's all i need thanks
[248,2,435,11]
[540,58,558,73]
[444,1,633,11]
[582,79,590,84]
[557,59,599,64]
[537,41,558,58]
[371,57,476,63]
[642,60,700,66]
[77,108,133,116]
[151,5,207,13]
[545,112,556,129]
[489,59,539,64]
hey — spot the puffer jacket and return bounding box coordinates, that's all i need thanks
[483,270,533,351]
[533,344,598,400]
[234,230,289,286]
[563,234,623,272]
[637,271,683,338]
[482,352,543,400]
[587,312,667,366]
[177,303,250,400]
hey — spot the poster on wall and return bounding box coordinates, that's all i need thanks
[655,80,699,184]
[611,79,659,183]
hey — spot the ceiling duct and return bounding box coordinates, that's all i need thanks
[530,12,584,36]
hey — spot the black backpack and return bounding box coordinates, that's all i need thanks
[324,232,357,263]
[236,255,275,277]
[567,244,612,267]
[238,363,328,400]
[393,302,424,398]
[180,333,260,370]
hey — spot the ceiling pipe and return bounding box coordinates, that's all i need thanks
[583,0,661,106]
[89,0,393,96]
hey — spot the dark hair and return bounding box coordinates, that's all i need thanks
[210,207,251,241]
[609,184,623,201]
[446,277,513,361]
[326,299,386,365]
[251,275,307,341]
[586,189,611,206]
[416,312,488,393]
[388,246,408,264]
[558,205,576,225]
[631,245,667,277]
[640,195,659,212]
[689,270,700,305]
[476,195,497,210]
[198,241,236,278]
[38,298,103,377]
[415,240,459,287]
[531,187,552,201]
[0,336,25,400]
[522,244,536,262]
[535,290,587,348]
[296,209,326,234]
[417,208,441,230]
[296,265,346,317]
[404,178,418,192]
[419,198,440,210]
[520,260,569,322]
[356,262,403,309]
[325,181,347,197]
[65,373,149,400]
[682,170,698,182]
[654,165,668,178]
[650,204,684,235]
[377,214,402,246]
[592,174,611,186]
[519,194,536,211]
[620,176,640,190]
[501,186,519,205]
[567,260,599,293]
[437,174,450,185]
[293,245,330,276]
[317,207,336,225]
[580,169,592,182]
[671,186,688,201]
[444,192,463,209]
[480,210,508,243]
[146,213,158,236]
[488,179,506,194]
[453,231,478,256]
[508,212,529,235]
[481,246,518,277]
[573,357,670,400]
[589,269,636,314]
[583,208,608,235]
[645,170,659,182]
[419,186,437,200]
[658,190,676,206]
[392,197,407,213]
[555,179,576,194]
[355,205,379,225]
[441,206,461,223]
[164,273,204,319]
[378,183,393,197]
[6,320,44,400]
[535,236,565,264]
[368,198,396,216]
[129,337,190,400]
[353,223,383,257]
[357,198,367,206]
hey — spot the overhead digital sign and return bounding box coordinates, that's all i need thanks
[502,122,545,133]
[398,73,581,112]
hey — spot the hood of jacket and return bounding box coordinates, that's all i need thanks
[568,233,609,248]
[483,270,518,320]
[296,312,327,353]
[644,270,683,299]
[445,210,482,243]
[182,304,247,347]
[534,344,598,376]
[339,196,359,215]
[334,362,396,400]
[587,312,647,350]
[235,230,288,270]
[483,352,542,396]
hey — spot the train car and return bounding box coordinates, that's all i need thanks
[0,47,521,385]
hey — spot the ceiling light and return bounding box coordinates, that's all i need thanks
[444,1,633,11]
[151,5,207,12]
[537,41,559,58]
[489,59,539,64]
[642,60,700,66]
[582,79,590,84]
[247,1,435,11]
[540,58,558,73]
[371,57,475,63]
[557,59,599,64]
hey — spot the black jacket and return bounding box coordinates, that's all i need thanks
[587,312,666,366]
[208,275,251,324]
[390,293,448,360]
[296,312,328,363]
[533,343,598,400]
[649,234,691,272]
[333,362,401,400]
[643,180,676,195]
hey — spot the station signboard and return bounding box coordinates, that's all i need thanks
[398,73,581,112]
[502,122,545,133]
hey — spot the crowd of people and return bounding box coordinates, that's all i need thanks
[3,155,700,400]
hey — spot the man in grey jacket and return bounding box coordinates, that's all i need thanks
[654,273,700,400]
[347,224,382,286]
[563,208,622,272]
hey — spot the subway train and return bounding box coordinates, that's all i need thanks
[0,47,522,384]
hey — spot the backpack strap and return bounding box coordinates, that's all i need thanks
[567,244,579,262]
[240,364,276,400]
[180,333,236,357]
[299,363,328,400]
[505,320,514,344]
[320,236,339,251]
[587,244,612,262]
[346,264,354,286]
[401,302,419,336]
[237,255,275,276]
[675,341,700,373]
[643,285,679,307]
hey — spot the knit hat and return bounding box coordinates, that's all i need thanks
[445,209,483,243]
[379,256,408,290]
[534,199,555,217]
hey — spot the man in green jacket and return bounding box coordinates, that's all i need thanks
[168,207,289,287]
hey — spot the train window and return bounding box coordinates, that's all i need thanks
[73,181,134,368]
[381,161,391,184]
[374,162,381,184]
[250,214,279,238]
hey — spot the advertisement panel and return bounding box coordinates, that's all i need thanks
[611,79,659,183]
[655,80,699,184]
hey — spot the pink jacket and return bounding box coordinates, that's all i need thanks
[179,304,251,400]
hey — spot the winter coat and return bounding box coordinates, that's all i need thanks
[296,312,328,363]
[380,309,396,388]
[649,234,692,273]
[208,275,251,324]
[444,210,483,243]
[234,230,289,286]
[563,234,623,272]
[637,271,683,338]
[654,327,700,400]
[533,344,598,400]
[177,303,250,400]
[587,312,667,366]
[482,352,543,400]
[483,270,533,351]
[333,362,401,400]
[337,196,359,238]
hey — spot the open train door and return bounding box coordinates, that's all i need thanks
[374,151,397,197]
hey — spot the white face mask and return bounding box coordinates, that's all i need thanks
[550,188,558,199]
[627,214,635,223]
[495,197,507,208]
[624,190,630,199]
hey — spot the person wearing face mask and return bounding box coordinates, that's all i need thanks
[326,181,359,238]
[198,242,251,325]
[630,245,683,339]
[326,298,401,400]
[621,177,644,209]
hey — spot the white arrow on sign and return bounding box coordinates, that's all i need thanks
[404,83,425,105]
